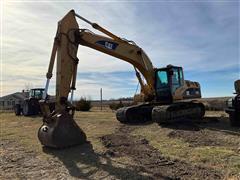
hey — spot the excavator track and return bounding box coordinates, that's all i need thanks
[152,101,205,124]
[116,101,205,124]
[116,104,154,123]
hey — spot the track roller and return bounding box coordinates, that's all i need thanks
[116,104,153,123]
[152,102,205,124]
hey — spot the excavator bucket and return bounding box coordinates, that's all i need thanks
[38,111,87,148]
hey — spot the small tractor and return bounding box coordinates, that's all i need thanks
[14,88,45,116]
[225,80,240,126]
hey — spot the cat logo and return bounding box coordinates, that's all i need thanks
[96,40,118,50]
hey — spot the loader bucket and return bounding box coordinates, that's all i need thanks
[38,111,87,148]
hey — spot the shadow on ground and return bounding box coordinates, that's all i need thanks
[43,142,152,180]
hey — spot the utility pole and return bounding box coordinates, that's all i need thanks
[100,88,102,111]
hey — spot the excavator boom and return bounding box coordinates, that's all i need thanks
[43,10,157,106]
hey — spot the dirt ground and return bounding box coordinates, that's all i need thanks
[1,109,240,179]
[101,125,222,179]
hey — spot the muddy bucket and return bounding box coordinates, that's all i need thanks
[38,111,87,148]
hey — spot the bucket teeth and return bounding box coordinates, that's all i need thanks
[38,111,87,148]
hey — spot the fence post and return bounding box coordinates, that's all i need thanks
[100,88,102,111]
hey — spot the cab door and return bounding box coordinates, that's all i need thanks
[171,67,184,94]
[155,70,172,103]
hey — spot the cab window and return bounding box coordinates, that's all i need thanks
[35,90,43,99]
[172,69,180,85]
[171,68,183,92]
[29,90,34,97]
[156,70,168,89]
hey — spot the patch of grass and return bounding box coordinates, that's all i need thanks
[1,113,43,152]
[0,110,119,154]
[190,147,240,175]
[132,124,190,159]
[132,123,240,175]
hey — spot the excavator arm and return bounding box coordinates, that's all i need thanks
[43,10,155,112]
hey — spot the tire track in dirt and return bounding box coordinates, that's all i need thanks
[101,125,223,180]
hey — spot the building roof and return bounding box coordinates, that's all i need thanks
[0,92,29,100]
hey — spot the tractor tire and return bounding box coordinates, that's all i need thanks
[14,104,21,116]
[29,98,40,115]
[23,99,40,116]
[22,100,31,116]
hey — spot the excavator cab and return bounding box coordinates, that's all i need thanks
[155,65,184,103]
[155,65,201,104]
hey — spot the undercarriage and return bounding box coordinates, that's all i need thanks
[116,101,205,124]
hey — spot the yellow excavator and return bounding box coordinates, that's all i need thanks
[38,10,205,148]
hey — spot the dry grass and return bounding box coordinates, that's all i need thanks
[132,111,240,176]
[1,109,240,179]
[1,109,142,179]
[0,108,118,154]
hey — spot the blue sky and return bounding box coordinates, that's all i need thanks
[1,1,239,100]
